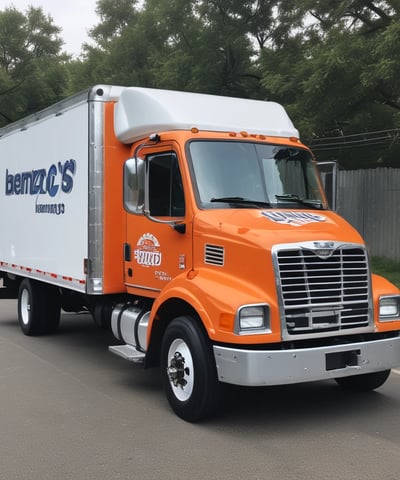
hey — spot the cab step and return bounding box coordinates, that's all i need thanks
[109,344,145,363]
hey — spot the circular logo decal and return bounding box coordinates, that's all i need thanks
[134,233,162,267]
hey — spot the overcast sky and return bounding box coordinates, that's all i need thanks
[0,0,99,56]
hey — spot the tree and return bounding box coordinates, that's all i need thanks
[90,0,137,47]
[72,0,260,97]
[68,0,400,169]
[259,1,400,143]
[0,6,68,126]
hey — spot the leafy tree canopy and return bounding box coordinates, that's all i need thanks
[0,6,68,126]
[1,1,399,167]
[259,0,400,141]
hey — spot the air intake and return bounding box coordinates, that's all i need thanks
[204,244,225,266]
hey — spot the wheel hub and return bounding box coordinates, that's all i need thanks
[167,352,190,389]
[21,289,31,326]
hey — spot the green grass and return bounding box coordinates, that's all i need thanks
[371,257,400,288]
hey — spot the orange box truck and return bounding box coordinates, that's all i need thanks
[1,85,400,421]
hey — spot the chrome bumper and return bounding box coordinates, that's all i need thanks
[213,335,400,386]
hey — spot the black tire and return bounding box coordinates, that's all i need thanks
[18,279,61,336]
[161,316,222,422]
[44,285,62,334]
[92,302,113,330]
[335,369,391,392]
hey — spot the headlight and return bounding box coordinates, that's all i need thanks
[379,295,400,321]
[235,304,270,334]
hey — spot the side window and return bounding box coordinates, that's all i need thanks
[148,152,185,217]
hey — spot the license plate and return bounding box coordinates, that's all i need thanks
[326,349,360,371]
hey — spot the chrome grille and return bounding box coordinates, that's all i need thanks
[275,244,371,337]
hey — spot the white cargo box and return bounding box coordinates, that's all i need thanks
[0,86,124,294]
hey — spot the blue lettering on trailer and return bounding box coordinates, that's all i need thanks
[5,159,76,197]
[35,203,65,215]
[5,159,76,215]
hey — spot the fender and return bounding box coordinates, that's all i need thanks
[371,273,400,332]
[149,267,282,345]
[372,273,400,296]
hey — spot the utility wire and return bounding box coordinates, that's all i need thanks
[309,128,400,151]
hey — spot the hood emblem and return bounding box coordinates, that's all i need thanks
[311,241,335,259]
[262,211,327,227]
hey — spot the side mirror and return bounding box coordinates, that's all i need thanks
[123,157,145,214]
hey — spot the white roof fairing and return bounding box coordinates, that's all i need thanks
[114,87,299,144]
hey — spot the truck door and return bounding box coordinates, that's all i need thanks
[123,147,191,294]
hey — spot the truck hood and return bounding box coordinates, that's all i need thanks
[193,208,364,248]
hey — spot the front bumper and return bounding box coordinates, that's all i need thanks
[213,335,400,386]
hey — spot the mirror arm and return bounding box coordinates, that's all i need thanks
[143,208,186,232]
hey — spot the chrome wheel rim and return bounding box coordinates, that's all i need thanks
[166,338,194,402]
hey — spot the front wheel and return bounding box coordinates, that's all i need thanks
[335,369,391,391]
[161,316,221,422]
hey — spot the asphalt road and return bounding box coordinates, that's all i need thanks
[0,298,399,480]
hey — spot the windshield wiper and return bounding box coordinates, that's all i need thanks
[275,194,323,210]
[210,196,271,208]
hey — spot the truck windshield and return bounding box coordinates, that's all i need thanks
[188,141,326,210]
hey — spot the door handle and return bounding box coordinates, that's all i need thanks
[124,243,131,262]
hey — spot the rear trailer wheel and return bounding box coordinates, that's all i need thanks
[18,279,61,336]
[161,316,221,422]
[335,369,391,391]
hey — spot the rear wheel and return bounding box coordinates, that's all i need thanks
[92,302,113,330]
[18,279,61,336]
[335,370,391,391]
[161,316,221,422]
